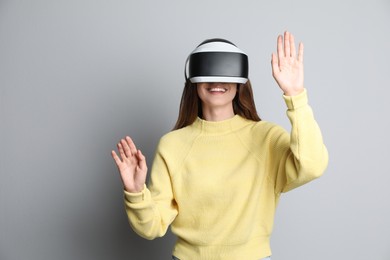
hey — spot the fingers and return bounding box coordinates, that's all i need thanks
[114,136,139,161]
[117,142,127,161]
[125,136,138,155]
[120,139,132,158]
[290,33,296,58]
[277,31,300,59]
[277,34,284,58]
[111,150,122,165]
[284,31,290,57]
[119,136,137,158]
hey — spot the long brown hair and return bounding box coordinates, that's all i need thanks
[173,79,261,130]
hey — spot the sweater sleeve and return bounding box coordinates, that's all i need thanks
[123,141,178,239]
[272,89,329,193]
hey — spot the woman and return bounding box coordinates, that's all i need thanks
[111,31,328,260]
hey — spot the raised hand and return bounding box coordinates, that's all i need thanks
[111,136,147,193]
[271,31,304,96]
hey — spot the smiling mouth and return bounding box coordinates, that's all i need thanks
[207,87,227,93]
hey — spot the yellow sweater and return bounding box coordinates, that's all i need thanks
[124,89,328,259]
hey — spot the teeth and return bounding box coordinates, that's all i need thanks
[209,88,226,92]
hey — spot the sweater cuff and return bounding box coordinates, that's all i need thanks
[124,184,150,203]
[283,88,308,109]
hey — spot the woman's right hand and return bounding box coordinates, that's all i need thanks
[111,136,148,193]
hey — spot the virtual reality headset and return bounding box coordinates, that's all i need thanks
[185,38,249,84]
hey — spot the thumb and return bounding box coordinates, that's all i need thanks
[136,149,147,172]
[271,53,280,77]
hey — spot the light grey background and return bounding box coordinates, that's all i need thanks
[1,0,389,259]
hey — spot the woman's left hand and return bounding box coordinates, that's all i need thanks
[271,31,304,96]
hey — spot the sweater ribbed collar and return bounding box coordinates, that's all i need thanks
[193,114,248,135]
